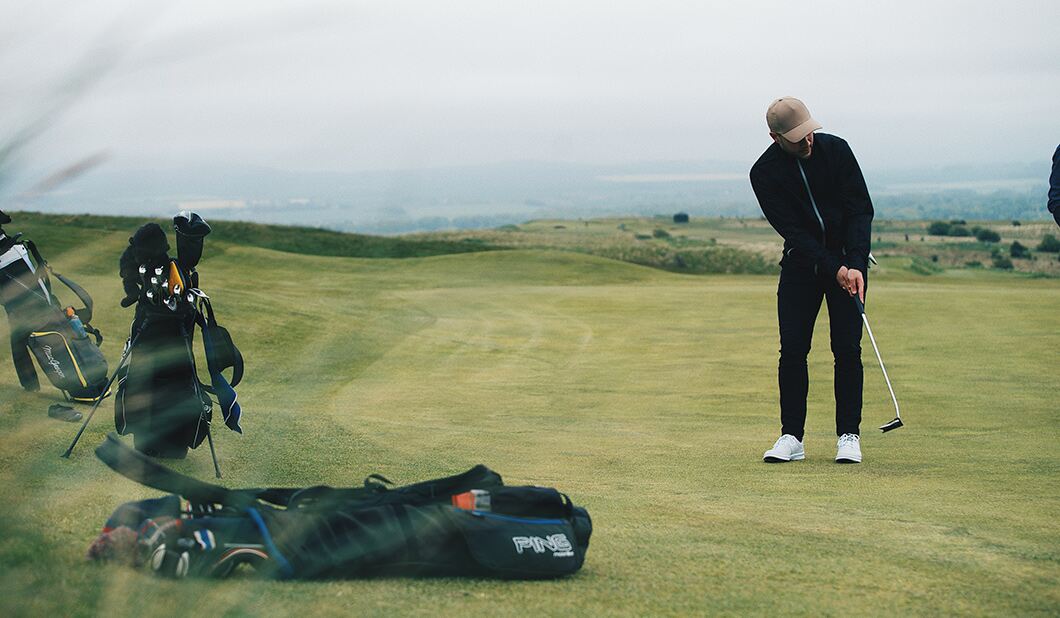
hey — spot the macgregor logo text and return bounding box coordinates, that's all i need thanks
[42,345,65,378]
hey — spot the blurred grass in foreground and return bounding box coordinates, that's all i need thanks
[0,212,1056,615]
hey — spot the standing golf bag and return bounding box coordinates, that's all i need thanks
[90,434,593,580]
[0,210,109,402]
[113,214,243,459]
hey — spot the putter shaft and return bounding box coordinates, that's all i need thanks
[860,312,902,424]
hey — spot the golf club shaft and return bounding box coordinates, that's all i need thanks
[860,313,901,421]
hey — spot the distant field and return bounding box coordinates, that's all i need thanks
[0,212,1057,616]
[424,216,1060,277]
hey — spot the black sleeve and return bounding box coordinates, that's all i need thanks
[1049,144,1060,226]
[751,168,841,277]
[834,139,873,272]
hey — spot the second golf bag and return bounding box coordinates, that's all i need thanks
[0,209,109,401]
[89,434,593,580]
[113,214,243,459]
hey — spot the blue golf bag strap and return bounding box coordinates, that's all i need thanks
[196,298,244,433]
[196,298,244,387]
[246,508,294,580]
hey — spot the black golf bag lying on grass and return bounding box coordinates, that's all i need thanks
[0,210,108,402]
[89,433,592,580]
[113,214,243,459]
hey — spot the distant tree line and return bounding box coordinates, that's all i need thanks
[926,220,1000,242]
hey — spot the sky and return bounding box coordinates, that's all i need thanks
[2,0,1058,178]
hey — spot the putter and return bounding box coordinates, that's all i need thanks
[853,295,903,432]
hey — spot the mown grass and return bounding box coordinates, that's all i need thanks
[0,214,1057,616]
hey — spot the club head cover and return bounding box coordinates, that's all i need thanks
[173,211,211,238]
[0,209,10,225]
[129,223,170,264]
[174,211,209,268]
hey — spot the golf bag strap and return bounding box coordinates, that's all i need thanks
[96,432,250,507]
[197,298,244,387]
[95,432,303,509]
[23,240,95,323]
[14,240,56,303]
[52,271,95,324]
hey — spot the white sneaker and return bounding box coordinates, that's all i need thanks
[835,433,862,463]
[763,434,804,462]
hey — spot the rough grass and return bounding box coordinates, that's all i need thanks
[0,215,1057,616]
[425,216,1060,277]
[3,211,498,260]
[420,217,782,275]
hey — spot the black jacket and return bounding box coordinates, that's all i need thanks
[750,132,873,276]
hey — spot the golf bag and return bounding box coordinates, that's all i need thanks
[113,215,243,459]
[90,434,592,580]
[0,211,108,402]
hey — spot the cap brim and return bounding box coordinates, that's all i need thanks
[781,118,822,143]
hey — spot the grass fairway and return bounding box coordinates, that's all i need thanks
[0,216,1058,616]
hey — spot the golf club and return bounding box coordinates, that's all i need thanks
[853,295,903,432]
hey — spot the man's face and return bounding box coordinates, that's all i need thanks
[771,131,814,159]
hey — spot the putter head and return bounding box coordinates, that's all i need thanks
[879,417,904,433]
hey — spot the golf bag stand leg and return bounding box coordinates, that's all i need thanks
[205,426,221,479]
[61,320,148,458]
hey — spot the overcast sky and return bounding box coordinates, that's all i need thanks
[2,0,1058,176]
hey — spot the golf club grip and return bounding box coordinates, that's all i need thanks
[853,295,865,315]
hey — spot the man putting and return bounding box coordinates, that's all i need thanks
[749,97,874,464]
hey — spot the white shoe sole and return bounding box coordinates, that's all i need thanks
[764,452,805,463]
[835,455,862,464]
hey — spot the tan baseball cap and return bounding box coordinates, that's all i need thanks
[766,97,822,142]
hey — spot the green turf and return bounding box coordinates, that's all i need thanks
[0,215,1057,616]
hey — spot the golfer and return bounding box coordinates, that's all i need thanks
[749,97,874,464]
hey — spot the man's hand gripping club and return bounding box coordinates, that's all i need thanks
[836,266,865,302]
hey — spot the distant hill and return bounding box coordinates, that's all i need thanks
[4,159,1050,234]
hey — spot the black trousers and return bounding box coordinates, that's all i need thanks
[777,262,865,440]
